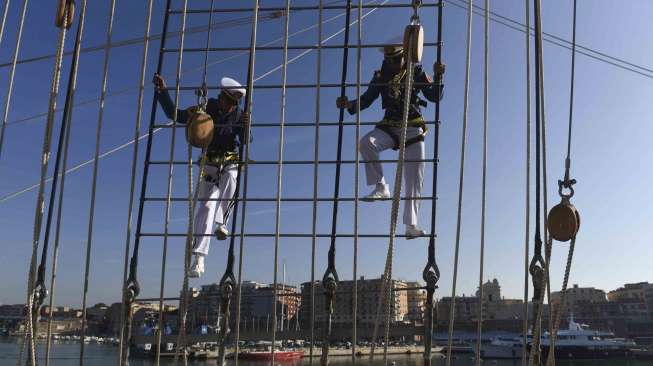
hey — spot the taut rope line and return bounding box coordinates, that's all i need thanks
[445,0,473,363]
[474,1,489,365]
[118,0,155,363]
[0,0,28,160]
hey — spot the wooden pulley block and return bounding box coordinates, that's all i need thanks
[185,106,214,149]
[403,24,424,63]
[547,200,580,242]
[55,0,75,29]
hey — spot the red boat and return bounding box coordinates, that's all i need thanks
[238,349,304,361]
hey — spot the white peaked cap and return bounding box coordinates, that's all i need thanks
[221,77,246,99]
[379,35,404,55]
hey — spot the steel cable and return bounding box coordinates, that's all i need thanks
[521,0,531,365]
[0,0,10,47]
[271,1,292,364]
[154,0,188,364]
[423,2,444,364]
[351,0,363,363]
[474,1,489,365]
[0,0,28,161]
[232,0,261,363]
[117,0,155,364]
[445,0,473,364]
[79,2,117,364]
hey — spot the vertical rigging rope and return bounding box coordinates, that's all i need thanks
[445,0,473,363]
[521,0,531,365]
[423,1,444,364]
[352,0,363,363]
[121,0,174,362]
[369,2,422,363]
[271,1,292,364]
[155,0,188,364]
[475,1,489,365]
[79,2,117,364]
[528,0,549,363]
[176,1,215,363]
[0,0,28,162]
[232,0,261,363]
[321,1,352,364]
[44,94,75,366]
[118,0,155,364]
[308,1,324,364]
[0,0,10,48]
[20,1,81,365]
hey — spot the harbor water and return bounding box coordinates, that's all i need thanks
[1,338,651,366]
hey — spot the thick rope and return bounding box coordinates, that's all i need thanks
[521,0,531,365]
[233,0,261,363]
[117,1,154,364]
[0,0,28,161]
[155,1,188,364]
[369,10,419,364]
[0,0,10,47]
[79,2,117,364]
[475,1,489,365]
[19,2,71,365]
[445,0,473,364]
[271,1,292,364]
[175,1,214,363]
[545,237,575,366]
[352,0,363,363]
[44,96,75,366]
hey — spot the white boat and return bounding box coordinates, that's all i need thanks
[481,315,636,360]
[540,315,635,359]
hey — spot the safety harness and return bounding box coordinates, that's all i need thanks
[375,116,428,150]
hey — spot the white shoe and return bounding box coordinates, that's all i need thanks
[405,225,425,239]
[214,223,228,241]
[362,184,390,202]
[189,255,205,278]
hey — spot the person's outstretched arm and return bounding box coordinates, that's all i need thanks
[335,72,382,115]
[153,73,189,124]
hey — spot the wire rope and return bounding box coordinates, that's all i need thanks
[153,0,188,364]
[0,0,29,161]
[521,0,531,365]
[474,1,489,364]
[79,2,117,364]
[445,0,473,363]
[270,1,292,364]
[117,0,154,364]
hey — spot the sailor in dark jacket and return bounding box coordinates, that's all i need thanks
[336,43,444,239]
[153,74,249,277]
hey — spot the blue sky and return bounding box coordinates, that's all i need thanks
[0,0,652,307]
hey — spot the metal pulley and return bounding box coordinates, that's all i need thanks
[547,197,580,242]
[403,0,424,63]
[55,0,75,29]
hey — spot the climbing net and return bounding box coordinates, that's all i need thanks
[0,1,590,366]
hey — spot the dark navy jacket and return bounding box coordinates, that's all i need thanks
[156,89,247,154]
[347,64,444,121]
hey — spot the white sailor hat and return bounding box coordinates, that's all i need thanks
[221,77,246,101]
[379,36,404,57]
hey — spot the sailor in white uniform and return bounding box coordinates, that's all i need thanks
[154,75,249,277]
[336,42,445,238]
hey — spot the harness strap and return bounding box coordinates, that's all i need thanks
[375,124,426,151]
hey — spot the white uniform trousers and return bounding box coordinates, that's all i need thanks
[360,126,425,226]
[192,164,238,256]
